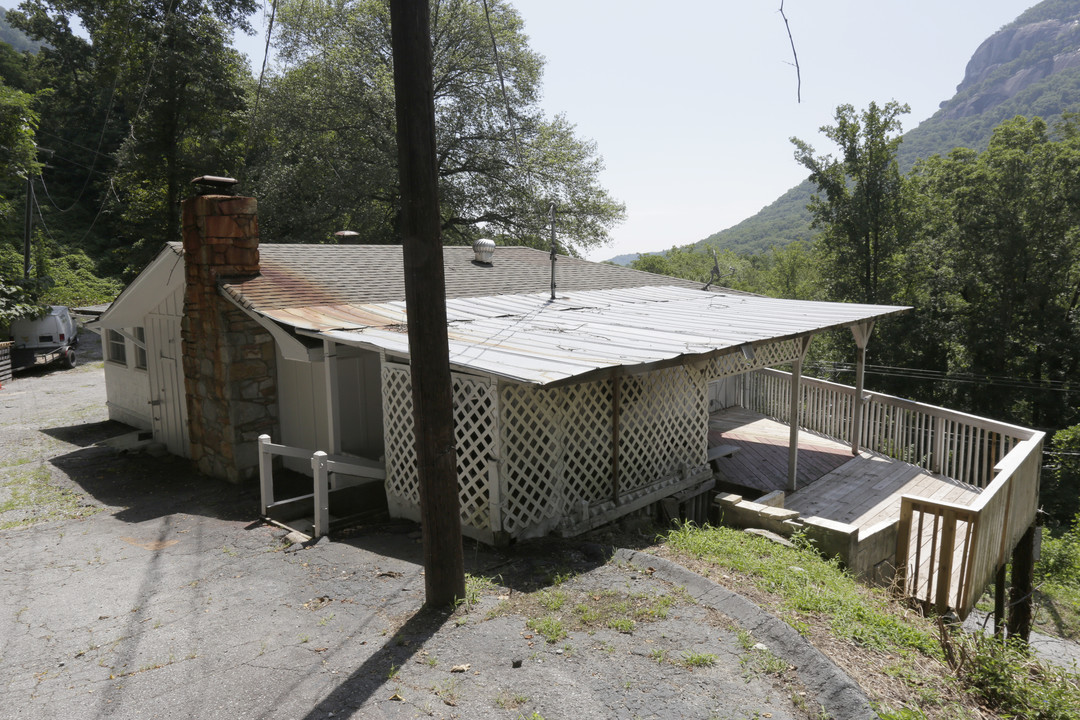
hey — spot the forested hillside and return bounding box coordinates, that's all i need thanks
[697,0,1080,256]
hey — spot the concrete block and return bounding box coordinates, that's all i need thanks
[802,516,858,565]
[759,506,801,535]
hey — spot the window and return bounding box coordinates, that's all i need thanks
[133,327,147,370]
[106,329,127,365]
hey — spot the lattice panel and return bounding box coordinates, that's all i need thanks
[561,381,613,505]
[618,366,708,493]
[497,364,710,535]
[381,363,496,532]
[704,339,804,380]
[382,363,419,506]
[499,383,565,533]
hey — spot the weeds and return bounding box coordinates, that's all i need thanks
[525,616,566,644]
[680,651,717,668]
[493,692,528,709]
[940,626,1080,719]
[0,463,100,529]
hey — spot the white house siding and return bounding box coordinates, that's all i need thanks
[275,345,384,474]
[276,349,330,474]
[708,377,741,411]
[103,286,188,452]
[103,353,151,430]
[335,347,384,459]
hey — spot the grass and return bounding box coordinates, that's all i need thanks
[525,615,566,644]
[493,692,528,709]
[664,523,937,655]
[680,651,717,668]
[1033,522,1080,640]
[455,573,498,611]
[660,522,1080,720]
[491,583,691,646]
[0,463,100,529]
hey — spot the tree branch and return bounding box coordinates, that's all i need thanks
[779,1,801,103]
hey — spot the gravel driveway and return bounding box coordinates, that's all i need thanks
[0,343,873,720]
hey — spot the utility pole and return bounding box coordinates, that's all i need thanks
[23,173,34,278]
[389,0,466,607]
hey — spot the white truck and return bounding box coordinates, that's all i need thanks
[8,305,79,370]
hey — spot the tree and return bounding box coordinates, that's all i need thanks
[248,0,624,254]
[792,101,911,304]
[903,116,1080,427]
[9,0,255,273]
[0,78,48,325]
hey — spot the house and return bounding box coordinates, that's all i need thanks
[95,190,1042,625]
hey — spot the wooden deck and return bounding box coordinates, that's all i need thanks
[709,407,980,534]
[708,407,852,494]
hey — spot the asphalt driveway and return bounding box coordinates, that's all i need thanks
[0,356,873,720]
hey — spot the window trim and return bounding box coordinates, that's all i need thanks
[106,329,127,366]
[133,327,148,371]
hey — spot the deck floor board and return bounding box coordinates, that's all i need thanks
[708,407,981,535]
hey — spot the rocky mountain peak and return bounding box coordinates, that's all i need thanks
[943,14,1080,119]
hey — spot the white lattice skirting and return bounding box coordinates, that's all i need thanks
[382,359,737,542]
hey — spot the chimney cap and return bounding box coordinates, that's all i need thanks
[191,175,238,195]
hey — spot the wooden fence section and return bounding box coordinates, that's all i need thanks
[896,434,1043,617]
[742,368,1042,618]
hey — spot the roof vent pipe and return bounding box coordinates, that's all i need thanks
[549,202,557,300]
[473,237,495,264]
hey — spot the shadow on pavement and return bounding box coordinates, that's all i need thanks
[41,419,139,447]
[293,606,454,720]
[48,442,258,524]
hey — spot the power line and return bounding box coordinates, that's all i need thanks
[806,362,1077,393]
[38,79,120,213]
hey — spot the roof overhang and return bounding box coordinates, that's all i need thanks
[94,244,184,330]
[278,286,908,386]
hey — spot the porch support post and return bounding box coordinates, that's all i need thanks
[323,340,342,456]
[850,321,875,456]
[1007,522,1037,641]
[994,562,1007,636]
[787,336,812,493]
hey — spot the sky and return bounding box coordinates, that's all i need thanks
[234,0,1037,261]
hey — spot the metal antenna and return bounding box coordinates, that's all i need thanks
[702,249,735,291]
[549,201,557,300]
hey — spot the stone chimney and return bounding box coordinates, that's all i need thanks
[180,182,278,483]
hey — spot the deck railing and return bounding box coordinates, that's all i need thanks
[741,368,1043,618]
[744,368,1032,488]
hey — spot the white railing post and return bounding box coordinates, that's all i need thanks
[259,434,273,515]
[932,416,946,475]
[312,451,329,538]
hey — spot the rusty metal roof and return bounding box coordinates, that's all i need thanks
[312,286,908,385]
[219,244,713,312]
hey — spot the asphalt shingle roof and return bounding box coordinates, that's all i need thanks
[219,245,706,311]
